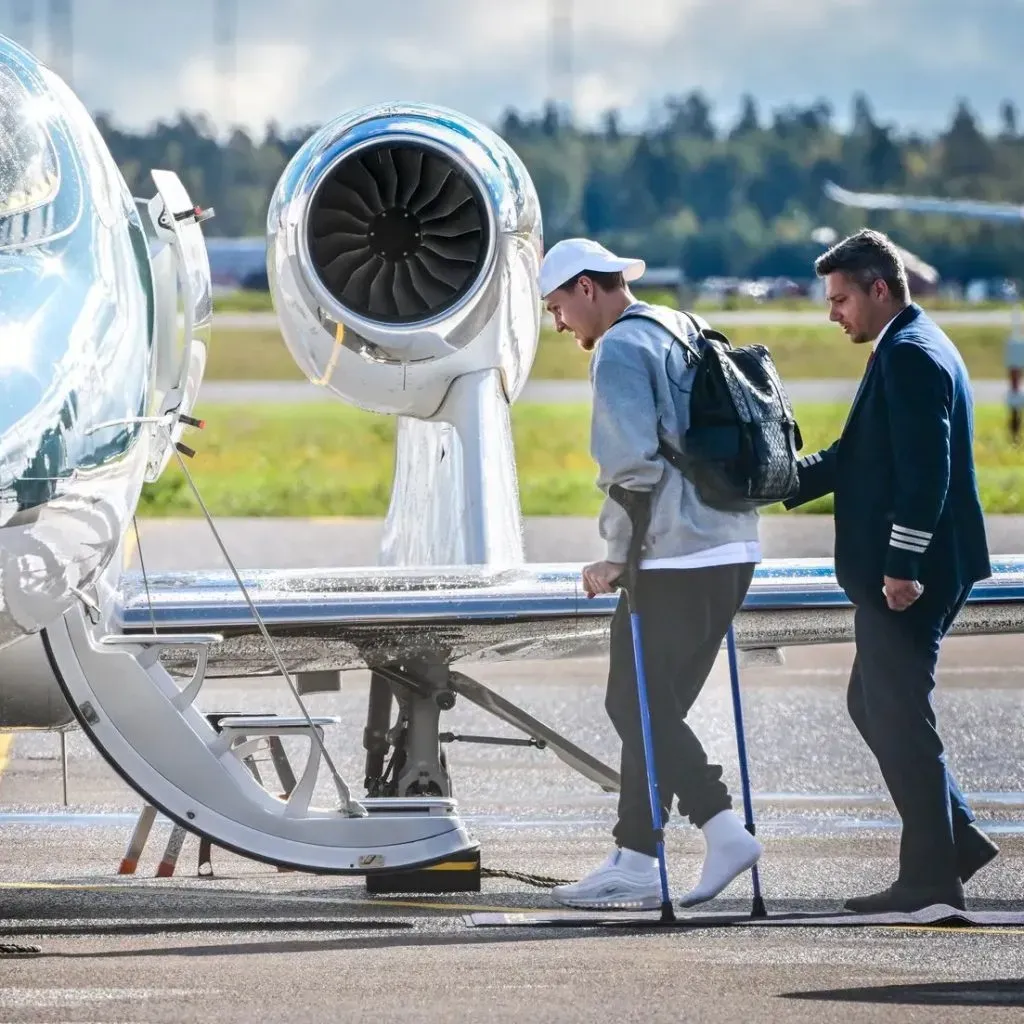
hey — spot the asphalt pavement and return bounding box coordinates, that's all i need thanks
[2,516,1023,1021]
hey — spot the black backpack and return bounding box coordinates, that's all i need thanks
[614,305,803,513]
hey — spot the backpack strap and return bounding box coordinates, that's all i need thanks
[675,308,733,351]
[609,304,708,476]
[612,304,703,364]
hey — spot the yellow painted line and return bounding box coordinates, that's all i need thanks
[0,734,12,783]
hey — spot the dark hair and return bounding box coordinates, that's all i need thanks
[814,228,909,303]
[560,269,626,293]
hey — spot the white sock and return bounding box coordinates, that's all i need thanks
[678,810,762,908]
[617,847,658,873]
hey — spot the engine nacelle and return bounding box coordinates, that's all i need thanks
[266,103,543,419]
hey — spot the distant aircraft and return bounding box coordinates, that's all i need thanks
[824,180,1024,440]
[824,180,1024,223]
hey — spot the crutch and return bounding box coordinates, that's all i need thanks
[725,622,767,918]
[609,485,675,923]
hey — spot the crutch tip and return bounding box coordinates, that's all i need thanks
[751,896,768,919]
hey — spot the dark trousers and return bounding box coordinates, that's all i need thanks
[847,585,975,888]
[605,562,755,857]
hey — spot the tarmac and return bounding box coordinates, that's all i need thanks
[2,516,1023,1021]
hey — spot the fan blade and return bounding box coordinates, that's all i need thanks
[420,232,481,263]
[314,237,370,271]
[313,230,370,254]
[345,253,386,304]
[343,157,386,213]
[310,207,367,235]
[394,147,424,207]
[368,259,398,319]
[318,177,377,221]
[416,247,469,289]
[419,199,480,233]
[317,245,374,282]
[408,155,453,214]
[392,259,425,317]
[370,147,399,208]
[416,177,473,221]
[417,214,481,238]
[406,257,454,308]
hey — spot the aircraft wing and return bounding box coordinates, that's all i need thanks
[113,557,1024,677]
[824,180,1024,223]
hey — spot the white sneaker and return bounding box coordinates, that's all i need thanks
[551,848,663,910]
[678,809,762,908]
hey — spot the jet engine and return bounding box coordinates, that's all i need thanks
[267,105,543,571]
[267,103,544,422]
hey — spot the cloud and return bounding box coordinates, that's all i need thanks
[6,0,1021,137]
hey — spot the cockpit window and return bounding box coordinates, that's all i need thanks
[0,67,59,226]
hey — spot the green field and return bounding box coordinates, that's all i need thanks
[140,401,1024,518]
[205,323,1015,382]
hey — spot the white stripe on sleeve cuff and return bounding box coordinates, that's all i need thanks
[890,538,929,553]
[890,524,932,553]
[892,524,933,542]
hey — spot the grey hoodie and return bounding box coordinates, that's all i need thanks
[590,302,760,564]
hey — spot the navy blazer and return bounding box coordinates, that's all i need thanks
[785,303,991,606]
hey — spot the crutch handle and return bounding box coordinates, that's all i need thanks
[608,485,653,609]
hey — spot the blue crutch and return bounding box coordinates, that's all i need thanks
[609,484,675,924]
[725,622,767,918]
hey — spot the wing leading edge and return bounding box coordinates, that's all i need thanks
[112,558,1024,677]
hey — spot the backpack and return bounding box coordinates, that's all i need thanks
[613,305,804,513]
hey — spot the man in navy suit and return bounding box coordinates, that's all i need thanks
[785,229,998,912]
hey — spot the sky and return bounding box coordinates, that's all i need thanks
[5,0,1022,138]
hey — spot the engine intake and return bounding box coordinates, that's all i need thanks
[308,143,490,324]
[267,102,542,420]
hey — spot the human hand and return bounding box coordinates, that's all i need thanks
[883,576,923,612]
[582,560,626,598]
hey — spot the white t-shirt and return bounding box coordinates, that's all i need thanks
[640,540,762,571]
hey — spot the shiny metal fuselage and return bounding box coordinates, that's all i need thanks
[0,38,155,654]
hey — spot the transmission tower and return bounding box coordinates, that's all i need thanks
[48,0,73,85]
[11,0,35,53]
[548,0,574,123]
[214,0,238,130]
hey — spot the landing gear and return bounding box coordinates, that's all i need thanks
[363,663,454,798]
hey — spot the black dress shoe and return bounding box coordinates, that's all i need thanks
[844,880,965,914]
[957,823,999,883]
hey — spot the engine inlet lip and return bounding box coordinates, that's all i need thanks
[299,133,498,334]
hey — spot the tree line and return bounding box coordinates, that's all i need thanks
[95,91,1024,283]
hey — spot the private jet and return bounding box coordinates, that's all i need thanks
[1,35,1022,882]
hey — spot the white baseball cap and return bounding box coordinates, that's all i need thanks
[538,238,646,298]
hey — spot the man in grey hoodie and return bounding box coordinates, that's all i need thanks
[539,238,763,910]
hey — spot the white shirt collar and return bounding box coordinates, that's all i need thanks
[873,312,900,350]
